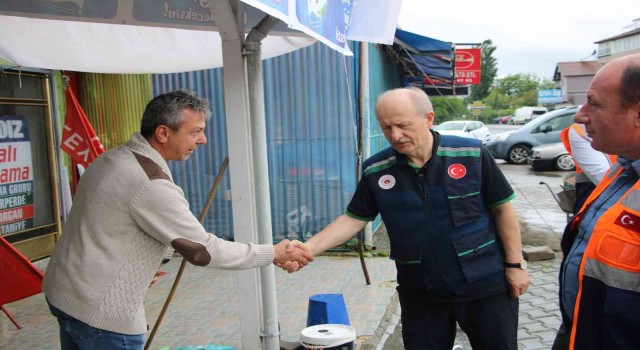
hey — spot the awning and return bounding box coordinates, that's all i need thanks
[0,0,403,73]
[395,28,452,54]
[385,28,469,96]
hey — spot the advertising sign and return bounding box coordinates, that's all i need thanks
[0,116,34,235]
[538,89,564,104]
[1,0,353,54]
[292,0,352,53]
[454,48,481,85]
[248,0,289,18]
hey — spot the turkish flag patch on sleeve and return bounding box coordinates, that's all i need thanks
[614,210,640,233]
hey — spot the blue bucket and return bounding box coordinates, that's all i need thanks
[307,294,350,327]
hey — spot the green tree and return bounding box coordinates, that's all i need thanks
[431,96,467,123]
[494,73,555,107]
[496,74,540,97]
[468,39,498,101]
[484,88,511,110]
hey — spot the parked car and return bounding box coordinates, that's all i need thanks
[499,115,511,124]
[527,142,575,171]
[483,106,578,164]
[433,120,490,140]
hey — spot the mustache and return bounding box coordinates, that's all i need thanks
[393,138,411,144]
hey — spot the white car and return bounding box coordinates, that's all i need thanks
[527,142,575,171]
[433,120,490,140]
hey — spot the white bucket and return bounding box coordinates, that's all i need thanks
[300,324,356,350]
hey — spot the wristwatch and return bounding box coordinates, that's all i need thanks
[505,259,527,270]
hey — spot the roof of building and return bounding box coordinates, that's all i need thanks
[554,61,600,77]
[594,27,640,43]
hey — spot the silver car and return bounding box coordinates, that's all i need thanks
[527,142,575,171]
[483,106,578,164]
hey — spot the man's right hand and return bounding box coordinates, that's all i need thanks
[273,239,314,273]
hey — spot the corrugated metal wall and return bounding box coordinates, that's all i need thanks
[68,44,402,241]
[366,43,405,156]
[263,43,357,240]
[152,42,357,240]
[152,69,233,239]
[78,74,152,149]
[364,43,406,232]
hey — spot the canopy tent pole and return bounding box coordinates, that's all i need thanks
[210,1,270,348]
[245,15,283,350]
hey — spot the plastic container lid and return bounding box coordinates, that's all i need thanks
[173,345,236,350]
[300,324,356,347]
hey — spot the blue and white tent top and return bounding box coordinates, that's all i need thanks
[391,28,454,81]
[0,0,403,74]
[395,28,453,55]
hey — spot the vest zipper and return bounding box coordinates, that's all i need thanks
[418,172,454,293]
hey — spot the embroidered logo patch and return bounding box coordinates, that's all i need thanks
[447,163,467,179]
[614,210,640,232]
[378,174,396,190]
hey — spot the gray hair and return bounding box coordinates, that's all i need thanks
[140,89,212,138]
[375,87,433,116]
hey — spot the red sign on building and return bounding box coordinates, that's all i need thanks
[454,48,481,85]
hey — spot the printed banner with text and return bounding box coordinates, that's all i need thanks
[0,116,34,236]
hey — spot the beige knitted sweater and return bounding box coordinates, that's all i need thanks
[43,133,274,335]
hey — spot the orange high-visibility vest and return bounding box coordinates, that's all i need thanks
[568,163,640,349]
[560,124,617,183]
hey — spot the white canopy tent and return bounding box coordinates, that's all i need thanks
[0,1,403,348]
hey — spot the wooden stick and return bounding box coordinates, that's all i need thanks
[145,156,229,350]
[357,231,371,285]
[1,305,22,329]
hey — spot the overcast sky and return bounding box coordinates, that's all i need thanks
[397,0,639,79]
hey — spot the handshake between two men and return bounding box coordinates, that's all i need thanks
[272,239,314,273]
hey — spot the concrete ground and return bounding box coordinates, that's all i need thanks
[0,162,568,349]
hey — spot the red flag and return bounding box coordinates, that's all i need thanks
[60,88,104,168]
[0,236,43,305]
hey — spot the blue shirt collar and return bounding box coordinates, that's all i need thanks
[616,157,640,178]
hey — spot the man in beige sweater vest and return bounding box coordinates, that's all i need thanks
[43,90,312,350]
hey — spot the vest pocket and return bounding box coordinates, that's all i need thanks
[596,230,640,271]
[446,188,481,227]
[453,228,502,282]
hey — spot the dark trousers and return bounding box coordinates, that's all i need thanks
[47,300,145,350]
[399,292,519,350]
[551,322,570,350]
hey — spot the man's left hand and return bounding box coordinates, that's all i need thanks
[506,268,530,298]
